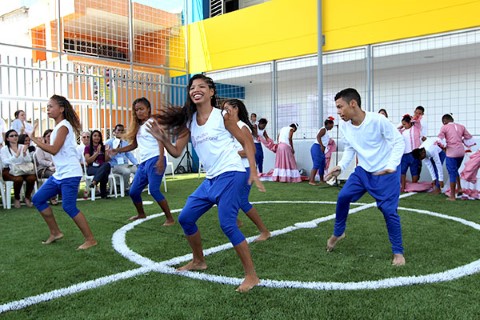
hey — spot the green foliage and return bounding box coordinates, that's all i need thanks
[1,175,480,319]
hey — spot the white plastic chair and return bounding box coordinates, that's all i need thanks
[0,158,13,209]
[82,154,121,200]
[165,149,175,179]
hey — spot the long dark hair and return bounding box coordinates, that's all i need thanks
[4,129,17,154]
[222,99,254,132]
[49,95,81,136]
[156,74,218,136]
[88,129,105,155]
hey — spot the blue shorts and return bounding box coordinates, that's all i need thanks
[239,167,253,214]
[178,171,246,246]
[130,156,165,203]
[401,153,420,176]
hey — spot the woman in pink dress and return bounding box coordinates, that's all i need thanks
[272,123,301,183]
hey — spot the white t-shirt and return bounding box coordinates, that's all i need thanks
[232,120,252,168]
[190,108,244,179]
[136,118,160,163]
[338,112,405,173]
[420,138,444,182]
[51,119,83,179]
[11,119,34,134]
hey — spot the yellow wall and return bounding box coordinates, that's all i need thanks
[188,0,480,73]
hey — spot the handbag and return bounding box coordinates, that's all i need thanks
[10,162,35,176]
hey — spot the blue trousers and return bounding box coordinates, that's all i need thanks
[33,176,82,218]
[310,144,326,177]
[255,143,264,173]
[130,156,165,203]
[334,166,404,254]
[446,156,464,184]
[178,171,246,246]
[239,167,253,214]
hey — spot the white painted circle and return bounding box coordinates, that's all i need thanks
[112,201,480,290]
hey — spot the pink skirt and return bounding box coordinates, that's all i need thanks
[272,143,301,183]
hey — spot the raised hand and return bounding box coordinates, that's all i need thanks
[325,166,341,181]
[145,120,167,142]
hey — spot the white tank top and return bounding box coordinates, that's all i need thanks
[190,108,245,178]
[314,127,330,146]
[136,118,160,163]
[254,127,264,144]
[232,120,252,168]
[278,126,292,144]
[51,119,83,179]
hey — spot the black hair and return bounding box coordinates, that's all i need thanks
[324,119,334,126]
[155,74,218,136]
[222,99,254,131]
[49,95,82,136]
[415,106,425,113]
[378,108,388,118]
[442,114,454,123]
[334,88,361,107]
[412,148,425,160]
[114,124,124,131]
[88,129,105,155]
[290,123,298,131]
[43,129,53,138]
[402,114,412,123]
[4,129,18,155]
[14,110,24,119]
[258,118,268,125]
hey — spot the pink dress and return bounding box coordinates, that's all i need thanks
[460,150,480,200]
[272,126,301,183]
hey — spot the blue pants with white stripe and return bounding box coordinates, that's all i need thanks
[334,166,404,254]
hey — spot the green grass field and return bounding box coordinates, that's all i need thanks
[1,174,480,319]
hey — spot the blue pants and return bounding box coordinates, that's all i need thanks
[32,176,82,218]
[401,153,420,176]
[239,167,253,214]
[446,156,464,184]
[130,156,165,203]
[310,144,326,177]
[334,166,404,254]
[178,171,246,246]
[431,151,446,188]
[255,143,264,173]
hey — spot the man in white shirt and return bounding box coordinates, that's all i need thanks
[105,124,138,192]
[412,138,446,194]
[326,88,406,266]
[77,131,90,162]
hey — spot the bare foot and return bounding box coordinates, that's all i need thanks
[457,188,463,195]
[308,182,319,186]
[326,233,345,252]
[254,231,271,242]
[14,199,21,209]
[42,233,64,245]
[25,198,33,208]
[177,260,207,271]
[392,254,406,266]
[446,197,456,201]
[431,188,440,195]
[129,214,147,221]
[236,274,260,292]
[162,219,175,226]
[237,219,244,228]
[77,240,98,250]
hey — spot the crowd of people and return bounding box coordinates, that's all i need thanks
[0,79,478,292]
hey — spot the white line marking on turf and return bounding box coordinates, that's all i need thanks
[5,193,480,312]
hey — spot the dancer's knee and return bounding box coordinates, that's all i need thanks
[62,202,80,218]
